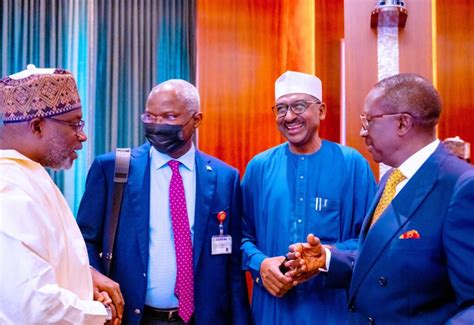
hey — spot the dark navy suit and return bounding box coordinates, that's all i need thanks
[326,144,474,324]
[77,143,250,324]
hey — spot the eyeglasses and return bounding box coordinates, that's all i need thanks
[360,112,412,130]
[141,111,196,124]
[47,116,85,132]
[272,100,321,118]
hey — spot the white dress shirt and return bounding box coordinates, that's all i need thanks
[145,145,196,308]
[395,139,440,195]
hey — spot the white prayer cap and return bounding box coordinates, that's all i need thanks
[275,70,322,101]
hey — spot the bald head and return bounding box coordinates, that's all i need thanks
[373,73,441,130]
[149,79,200,112]
[361,73,442,166]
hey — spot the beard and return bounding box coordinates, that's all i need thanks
[40,133,76,170]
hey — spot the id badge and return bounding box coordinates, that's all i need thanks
[211,235,232,255]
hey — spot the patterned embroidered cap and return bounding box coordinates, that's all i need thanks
[0,64,82,123]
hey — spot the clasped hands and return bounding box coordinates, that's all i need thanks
[259,234,327,297]
[90,267,124,325]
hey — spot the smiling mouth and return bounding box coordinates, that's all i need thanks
[285,123,303,133]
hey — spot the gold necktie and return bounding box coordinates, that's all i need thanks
[370,168,406,227]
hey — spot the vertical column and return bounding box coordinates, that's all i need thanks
[344,0,433,178]
[371,0,408,178]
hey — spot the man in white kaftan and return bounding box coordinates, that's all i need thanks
[0,65,120,324]
[0,150,108,324]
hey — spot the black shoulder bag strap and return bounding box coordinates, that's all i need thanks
[103,148,131,276]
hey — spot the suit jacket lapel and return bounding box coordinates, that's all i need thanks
[359,176,388,245]
[128,143,151,272]
[193,150,216,269]
[349,146,445,300]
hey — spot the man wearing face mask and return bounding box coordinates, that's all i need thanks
[76,79,251,325]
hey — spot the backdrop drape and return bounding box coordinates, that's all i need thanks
[196,0,318,175]
[0,0,90,208]
[90,0,195,156]
[196,0,343,175]
[0,0,196,212]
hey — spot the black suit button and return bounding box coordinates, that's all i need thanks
[348,305,355,312]
[378,276,387,286]
[368,316,375,324]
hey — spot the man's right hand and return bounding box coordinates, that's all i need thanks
[286,234,326,284]
[90,267,124,322]
[259,256,294,297]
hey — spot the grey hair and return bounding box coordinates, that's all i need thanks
[152,79,200,112]
[374,73,441,128]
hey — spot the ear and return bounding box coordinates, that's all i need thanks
[29,118,45,138]
[192,112,203,128]
[397,113,413,136]
[319,103,327,121]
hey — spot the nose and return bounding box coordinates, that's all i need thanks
[284,107,298,121]
[359,127,368,138]
[77,130,88,142]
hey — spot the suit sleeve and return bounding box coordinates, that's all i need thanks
[229,169,252,324]
[77,157,110,272]
[444,170,474,322]
[323,248,357,289]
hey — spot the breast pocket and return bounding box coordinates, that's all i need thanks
[389,236,439,252]
[310,198,340,242]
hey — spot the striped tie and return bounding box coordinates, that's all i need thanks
[370,168,406,227]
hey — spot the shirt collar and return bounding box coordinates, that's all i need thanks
[0,149,43,168]
[398,139,440,180]
[150,143,196,172]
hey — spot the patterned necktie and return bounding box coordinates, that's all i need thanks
[168,160,194,322]
[370,168,406,227]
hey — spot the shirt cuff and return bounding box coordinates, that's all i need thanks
[248,253,267,274]
[318,247,331,272]
[248,253,267,286]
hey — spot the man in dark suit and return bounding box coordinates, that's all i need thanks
[77,79,250,324]
[285,73,474,324]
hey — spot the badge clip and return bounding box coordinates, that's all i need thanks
[217,211,226,235]
[211,211,232,255]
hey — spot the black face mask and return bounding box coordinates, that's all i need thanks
[144,114,194,155]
